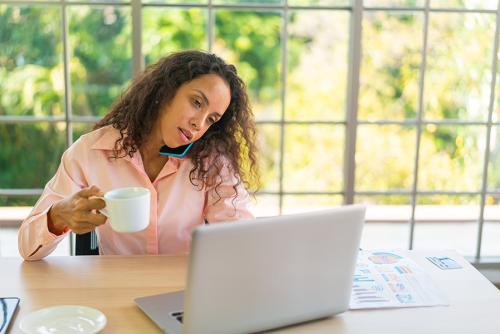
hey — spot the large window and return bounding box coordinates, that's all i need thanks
[1,0,499,260]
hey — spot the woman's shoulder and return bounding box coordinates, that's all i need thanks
[63,125,120,159]
[72,125,121,150]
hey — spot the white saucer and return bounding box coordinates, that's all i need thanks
[19,305,107,334]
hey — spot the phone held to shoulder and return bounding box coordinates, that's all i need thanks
[159,142,194,158]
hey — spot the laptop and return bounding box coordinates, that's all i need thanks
[135,205,365,334]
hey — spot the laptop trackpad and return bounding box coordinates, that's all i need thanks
[135,290,185,334]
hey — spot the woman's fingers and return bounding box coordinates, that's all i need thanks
[49,187,107,235]
[72,210,107,225]
[65,187,108,232]
[82,212,107,226]
[77,186,104,199]
[78,197,106,211]
[68,213,106,233]
[71,222,100,234]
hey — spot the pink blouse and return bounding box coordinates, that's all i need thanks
[18,125,254,260]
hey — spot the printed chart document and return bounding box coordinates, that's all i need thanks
[349,250,448,309]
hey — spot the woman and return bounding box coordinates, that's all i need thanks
[18,50,259,260]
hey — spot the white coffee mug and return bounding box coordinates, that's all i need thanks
[99,187,151,233]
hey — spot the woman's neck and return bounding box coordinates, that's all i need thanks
[140,134,168,182]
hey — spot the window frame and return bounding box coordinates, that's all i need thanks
[1,0,499,261]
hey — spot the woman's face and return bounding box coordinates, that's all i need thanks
[158,74,231,148]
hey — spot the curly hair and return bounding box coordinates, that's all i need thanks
[94,50,259,198]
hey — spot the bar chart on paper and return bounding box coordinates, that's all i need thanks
[352,274,391,305]
[349,250,448,309]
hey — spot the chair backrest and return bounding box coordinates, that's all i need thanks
[75,231,99,255]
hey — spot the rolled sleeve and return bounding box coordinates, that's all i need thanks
[18,205,70,261]
[18,142,87,260]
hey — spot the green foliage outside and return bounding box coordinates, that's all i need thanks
[1,4,499,207]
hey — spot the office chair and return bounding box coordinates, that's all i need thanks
[75,231,99,255]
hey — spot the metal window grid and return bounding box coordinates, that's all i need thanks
[0,0,499,261]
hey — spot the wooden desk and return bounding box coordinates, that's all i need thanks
[2,251,500,334]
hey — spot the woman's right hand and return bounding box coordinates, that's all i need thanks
[48,186,107,235]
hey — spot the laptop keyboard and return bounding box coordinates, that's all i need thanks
[171,311,184,323]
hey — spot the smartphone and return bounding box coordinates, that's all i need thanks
[0,297,20,334]
[159,142,194,158]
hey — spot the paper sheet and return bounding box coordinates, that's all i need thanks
[349,250,449,309]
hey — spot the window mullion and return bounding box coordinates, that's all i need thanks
[476,0,500,261]
[408,0,430,250]
[343,0,363,205]
[132,0,143,77]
